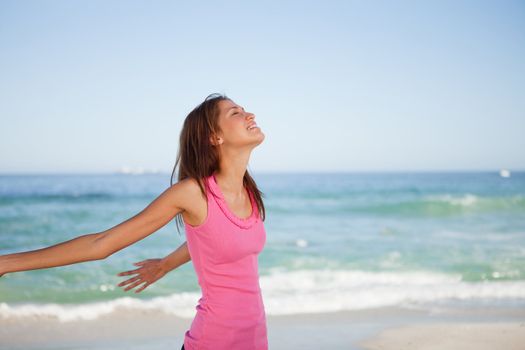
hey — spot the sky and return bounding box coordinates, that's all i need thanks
[0,0,524,174]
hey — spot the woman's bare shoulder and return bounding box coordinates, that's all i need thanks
[174,177,208,226]
[181,176,208,194]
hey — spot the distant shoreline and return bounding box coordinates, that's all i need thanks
[1,169,524,176]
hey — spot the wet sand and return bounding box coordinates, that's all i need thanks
[1,304,524,349]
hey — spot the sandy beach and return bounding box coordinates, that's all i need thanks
[1,304,524,349]
[359,322,525,350]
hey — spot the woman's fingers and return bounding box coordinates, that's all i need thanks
[117,267,142,276]
[124,279,147,292]
[134,282,150,293]
[115,259,162,292]
[118,261,149,275]
[117,275,141,287]
[134,259,151,266]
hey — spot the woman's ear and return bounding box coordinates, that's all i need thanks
[209,134,222,146]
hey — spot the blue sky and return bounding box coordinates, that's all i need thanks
[0,0,523,174]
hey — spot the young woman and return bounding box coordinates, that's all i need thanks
[0,93,268,350]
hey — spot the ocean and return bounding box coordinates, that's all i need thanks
[1,171,524,322]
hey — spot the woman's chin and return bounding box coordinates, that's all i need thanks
[255,132,265,145]
[247,133,265,148]
[254,128,265,138]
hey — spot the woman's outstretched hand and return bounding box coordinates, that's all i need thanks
[116,258,168,293]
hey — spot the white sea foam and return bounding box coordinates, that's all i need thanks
[1,269,524,321]
[0,292,201,322]
[259,269,525,315]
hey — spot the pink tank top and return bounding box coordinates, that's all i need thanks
[183,172,268,350]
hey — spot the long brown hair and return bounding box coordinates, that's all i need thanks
[170,93,266,235]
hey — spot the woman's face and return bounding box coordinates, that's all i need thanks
[214,99,265,148]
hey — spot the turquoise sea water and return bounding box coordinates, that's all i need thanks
[1,171,524,321]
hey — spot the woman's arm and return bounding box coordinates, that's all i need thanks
[115,241,191,293]
[159,241,191,272]
[0,232,104,275]
[0,179,194,275]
